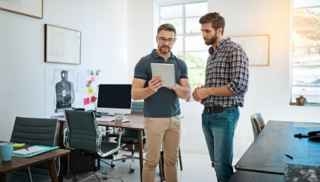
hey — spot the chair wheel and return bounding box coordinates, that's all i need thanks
[129,168,135,174]
[111,164,115,168]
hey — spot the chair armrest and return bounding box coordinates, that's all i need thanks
[116,129,123,147]
[63,128,70,148]
[97,129,123,158]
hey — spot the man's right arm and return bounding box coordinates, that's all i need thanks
[131,78,162,100]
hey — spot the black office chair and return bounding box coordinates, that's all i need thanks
[250,113,266,141]
[64,110,123,181]
[10,117,60,182]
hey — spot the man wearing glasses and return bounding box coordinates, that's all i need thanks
[132,24,191,182]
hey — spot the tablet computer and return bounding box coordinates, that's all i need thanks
[151,63,175,88]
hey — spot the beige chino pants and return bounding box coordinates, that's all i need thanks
[142,116,181,182]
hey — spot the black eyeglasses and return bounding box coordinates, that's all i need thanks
[158,36,176,43]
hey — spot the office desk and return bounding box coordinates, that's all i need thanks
[0,149,69,182]
[96,114,144,182]
[235,121,320,174]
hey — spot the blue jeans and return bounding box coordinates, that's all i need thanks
[202,106,239,182]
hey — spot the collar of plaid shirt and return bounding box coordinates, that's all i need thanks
[208,37,231,55]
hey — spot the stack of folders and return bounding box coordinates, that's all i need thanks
[13,145,59,158]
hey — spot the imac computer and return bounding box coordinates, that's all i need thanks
[97,84,132,115]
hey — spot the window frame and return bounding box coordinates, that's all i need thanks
[290,1,320,106]
[159,1,208,88]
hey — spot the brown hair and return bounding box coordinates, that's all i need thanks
[157,23,176,35]
[199,12,225,33]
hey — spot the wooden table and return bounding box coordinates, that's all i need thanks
[0,149,70,182]
[96,114,145,182]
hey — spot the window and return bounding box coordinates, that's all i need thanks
[159,1,208,88]
[291,0,320,105]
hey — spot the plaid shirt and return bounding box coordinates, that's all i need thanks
[203,37,249,107]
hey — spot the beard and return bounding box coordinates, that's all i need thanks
[158,45,171,54]
[204,33,218,46]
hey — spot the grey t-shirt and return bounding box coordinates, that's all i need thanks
[134,49,188,118]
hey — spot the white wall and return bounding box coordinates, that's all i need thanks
[128,0,320,161]
[127,0,157,78]
[0,0,129,141]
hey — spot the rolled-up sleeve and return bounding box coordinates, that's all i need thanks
[180,61,188,79]
[227,47,249,95]
[134,59,148,80]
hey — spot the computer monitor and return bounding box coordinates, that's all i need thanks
[97,84,132,115]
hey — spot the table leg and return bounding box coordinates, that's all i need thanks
[159,151,165,182]
[58,121,65,147]
[139,130,144,182]
[58,155,68,182]
[0,173,6,182]
[66,153,71,178]
[48,159,59,182]
[178,148,183,171]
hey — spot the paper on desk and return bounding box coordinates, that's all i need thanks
[14,146,44,155]
[98,116,130,123]
[101,116,115,122]
[13,145,59,158]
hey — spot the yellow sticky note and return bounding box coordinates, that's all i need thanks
[88,87,94,94]
[13,143,26,149]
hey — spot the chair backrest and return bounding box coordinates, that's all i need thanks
[65,110,97,152]
[250,113,265,141]
[10,117,59,146]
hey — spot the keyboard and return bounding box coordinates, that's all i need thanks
[95,112,113,117]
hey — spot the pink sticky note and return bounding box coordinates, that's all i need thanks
[91,96,97,103]
[83,97,90,105]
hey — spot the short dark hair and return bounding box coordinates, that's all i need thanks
[199,12,225,33]
[157,23,176,35]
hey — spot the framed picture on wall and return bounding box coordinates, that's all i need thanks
[0,0,43,19]
[231,34,270,67]
[44,24,81,65]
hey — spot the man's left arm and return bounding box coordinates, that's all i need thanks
[172,61,191,100]
[226,47,249,96]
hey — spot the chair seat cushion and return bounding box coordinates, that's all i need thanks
[121,137,139,144]
[101,142,119,153]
